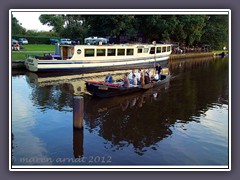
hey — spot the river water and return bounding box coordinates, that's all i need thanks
[11,56,229,168]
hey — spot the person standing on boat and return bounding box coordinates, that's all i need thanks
[105,73,113,83]
[155,63,162,80]
[122,73,130,88]
[135,69,141,83]
[140,71,145,85]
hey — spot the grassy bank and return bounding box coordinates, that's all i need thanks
[11,44,55,60]
[212,50,228,54]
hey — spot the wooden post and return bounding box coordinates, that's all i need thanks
[73,96,84,129]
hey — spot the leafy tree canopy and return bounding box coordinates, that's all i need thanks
[13,14,229,50]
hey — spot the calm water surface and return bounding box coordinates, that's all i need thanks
[11,57,229,167]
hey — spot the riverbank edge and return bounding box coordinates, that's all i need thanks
[11,52,220,69]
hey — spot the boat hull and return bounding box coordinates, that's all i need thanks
[85,74,170,98]
[85,82,145,98]
[25,56,169,73]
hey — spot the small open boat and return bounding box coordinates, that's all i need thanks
[85,68,170,98]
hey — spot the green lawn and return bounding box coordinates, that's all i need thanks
[212,50,228,54]
[11,44,55,61]
[22,44,55,51]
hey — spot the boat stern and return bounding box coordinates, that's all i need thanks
[24,57,39,72]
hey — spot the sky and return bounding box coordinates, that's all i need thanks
[12,12,53,31]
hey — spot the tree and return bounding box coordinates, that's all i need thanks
[38,14,228,50]
[84,15,135,43]
[135,15,179,43]
[39,14,65,34]
[11,15,26,35]
[201,15,228,50]
[173,15,207,46]
[39,14,88,40]
[60,15,88,40]
[134,15,162,42]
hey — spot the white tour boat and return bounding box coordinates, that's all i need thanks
[24,43,172,72]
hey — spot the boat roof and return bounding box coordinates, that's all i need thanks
[73,43,172,48]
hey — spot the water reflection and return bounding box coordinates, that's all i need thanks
[73,128,84,158]
[85,88,173,155]
[19,56,228,159]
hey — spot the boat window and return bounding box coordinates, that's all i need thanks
[144,48,149,53]
[162,47,167,52]
[85,49,95,57]
[149,47,155,54]
[167,46,171,52]
[117,49,125,56]
[97,49,106,56]
[157,47,161,53]
[137,48,143,53]
[127,49,134,55]
[107,49,116,56]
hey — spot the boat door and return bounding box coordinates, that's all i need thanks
[62,46,68,60]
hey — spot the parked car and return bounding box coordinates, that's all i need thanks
[60,38,72,45]
[71,40,76,45]
[18,38,28,44]
[12,39,18,44]
[12,39,20,51]
[49,38,59,44]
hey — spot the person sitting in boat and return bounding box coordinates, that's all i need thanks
[132,74,138,86]
[128,69,136,84]
[105,73,113,83]
[144,71,151,84]
[147,69,152,78]
[122,73,130,88]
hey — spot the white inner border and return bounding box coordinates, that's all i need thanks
[9,9,231,172]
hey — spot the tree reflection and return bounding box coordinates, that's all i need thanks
[29,84,74,112]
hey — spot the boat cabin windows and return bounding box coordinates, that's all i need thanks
[144,48,149,53]
[81,45,169,58]
[107,49,116,56]
[157,47,162,53]
[167,46,171,52]
[162,47,167,52]
[127,49,134,55]
[97,49,106,56]
[137,48,143,53]
[85,49,95,57]
[117,49,125,56]
[150,47,155,54]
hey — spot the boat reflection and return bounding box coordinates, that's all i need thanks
[25,67,158,96]
[84,82,174,155]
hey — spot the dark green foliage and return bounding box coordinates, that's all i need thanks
[201,15,228,50]
[12,14,229,50]
[11,15,27,35]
